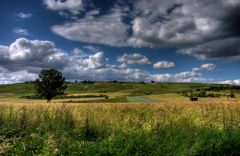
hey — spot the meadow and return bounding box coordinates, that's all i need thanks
[0,82,240,155]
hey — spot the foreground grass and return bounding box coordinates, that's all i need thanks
[1,101,240,155]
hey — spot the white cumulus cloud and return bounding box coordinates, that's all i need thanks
[0,38,229,84]
[153,61,175,69]
[117,53,151,65]
[43,0,83,14]
[201,63,217,71]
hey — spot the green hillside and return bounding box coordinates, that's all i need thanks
[0,81,235,98]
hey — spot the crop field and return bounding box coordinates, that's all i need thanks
[127,96,156,102]
[0,82,240,155]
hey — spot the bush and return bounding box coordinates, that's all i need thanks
[21,95,43,99]
[81,80,95,84]
[198,90,207,97]
[144,91,152,95]
[228,91,235,98]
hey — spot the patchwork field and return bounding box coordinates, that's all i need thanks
[0,82,240,155]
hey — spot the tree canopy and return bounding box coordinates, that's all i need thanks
[35,69,67,102]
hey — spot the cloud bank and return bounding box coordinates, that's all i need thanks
[0,38,221,84]
[48,0,240,60]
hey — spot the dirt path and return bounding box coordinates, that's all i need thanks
[0,93,14,97]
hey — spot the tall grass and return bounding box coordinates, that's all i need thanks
[1,102,240,155]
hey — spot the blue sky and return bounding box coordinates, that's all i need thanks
[0,0,240,85]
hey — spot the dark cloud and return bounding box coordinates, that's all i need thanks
[129,0,240,60]
[47,0,240,60]
[222,5,240,37]
[178,38,240,59]
[166,4,182,15]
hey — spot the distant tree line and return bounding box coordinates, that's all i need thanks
[180,86,237,98]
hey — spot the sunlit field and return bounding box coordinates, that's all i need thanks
[1,98,240,155]
[0,82,240,155]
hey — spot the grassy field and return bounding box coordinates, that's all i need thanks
[0,82,219,97]
[127,96,157,102]
[0,82,240,155]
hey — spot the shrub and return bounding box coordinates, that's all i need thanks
[228,91,235,98]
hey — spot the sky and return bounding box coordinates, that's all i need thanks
[0,0,240,85]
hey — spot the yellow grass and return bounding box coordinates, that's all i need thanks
[1,96,240,155]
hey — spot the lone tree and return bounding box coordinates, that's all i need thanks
[35,69,67,102]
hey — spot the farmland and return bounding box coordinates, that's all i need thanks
[0,82,240,155]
